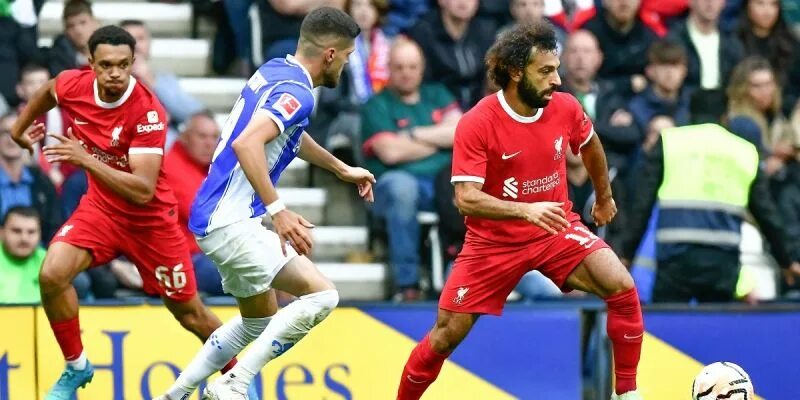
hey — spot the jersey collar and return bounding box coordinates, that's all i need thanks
[93,76,137,109]
[497,90,543,123]
[286,54,314,88]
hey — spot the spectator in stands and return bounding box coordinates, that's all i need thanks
[311,0,391,162]
[0,206,45,304]
[16,64,75,190]
[620,91,800,302]
[500,0,566,48]
[48,0,98,76]
[0,113,60,242]
[629,40,691,132]
[408,0,496,110]
[561,30,641,176]
[668,0,745,91]
[643,115,676,152]
[163,111,224,296]
[774,161,800,296]
[121,20,205,148]
[259,0,345,62]
[0,14,44,106]
[583,0,660,96]
[384,0,429,37]
[727,56,798,175]
[361,39,462,301]
[738,0,800,115]
[347,0,391,101]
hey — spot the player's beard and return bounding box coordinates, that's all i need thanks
[518,72,556,109]
[321,67,341,88]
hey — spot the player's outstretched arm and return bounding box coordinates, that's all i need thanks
[298,132,375,202]
[233,113,315,256]
[454,182,569,234]
[11,79,57,152]
[580,134,617,226]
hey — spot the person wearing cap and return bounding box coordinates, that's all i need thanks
[619,90,800,302]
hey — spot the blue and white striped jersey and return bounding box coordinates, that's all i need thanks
[189,55,315,236]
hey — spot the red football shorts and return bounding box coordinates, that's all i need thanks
[50,204,197,302]
[439,221,609,316]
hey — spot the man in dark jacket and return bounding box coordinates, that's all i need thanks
[407,0,496,110]
[48,0,98,76]
[666,0,744,91]
[582,0,660,96]
[0,113,61,242]
[0,16,46,106]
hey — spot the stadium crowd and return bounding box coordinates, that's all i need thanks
[2,0,800,305]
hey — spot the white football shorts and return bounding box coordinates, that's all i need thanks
[196,217,296,298]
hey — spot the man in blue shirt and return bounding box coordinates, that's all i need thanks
[157,7,375,400]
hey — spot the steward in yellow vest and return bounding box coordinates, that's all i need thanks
[620,119,800,302]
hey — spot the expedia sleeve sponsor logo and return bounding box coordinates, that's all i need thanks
[137,122,165,134]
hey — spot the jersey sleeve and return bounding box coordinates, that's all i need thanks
[53,70,83,106]
[256,83,314,133]
[450,112,487,184]
[129,103,168,155]
[567,95,595,154]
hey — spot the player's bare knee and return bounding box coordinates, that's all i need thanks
[604,269,636,298]
[38,265,72,296]
[431,313,470,352]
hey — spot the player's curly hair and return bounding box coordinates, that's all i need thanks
[485,21,558,89]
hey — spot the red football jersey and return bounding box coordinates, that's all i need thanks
[54,69,177,225]
[451,91,594,245]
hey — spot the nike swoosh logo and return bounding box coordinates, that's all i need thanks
[623,333,644,340]
[502,151,521,160]
[74,119,88,125]
[407,374,427,384]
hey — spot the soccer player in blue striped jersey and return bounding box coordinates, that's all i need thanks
[156,7,375,400]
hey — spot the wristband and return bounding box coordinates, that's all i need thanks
[267,199,286,217]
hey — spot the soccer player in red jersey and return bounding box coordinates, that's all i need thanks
[396,22,644,400]
[10,26,246,399]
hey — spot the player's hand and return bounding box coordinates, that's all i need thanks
[12,122,46,155]
[591,198,617,226]
[272,209,315,256]
[43,127,90,167]
[783,262,800,286]
[518,202,570,234]
[336,166,376,203]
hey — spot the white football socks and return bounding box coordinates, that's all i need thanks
[223,290,339,383]
[166,315,270,398]
[66,351,88,370]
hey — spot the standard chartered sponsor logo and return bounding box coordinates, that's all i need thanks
[521,172,560,195]
[502,177,519,199]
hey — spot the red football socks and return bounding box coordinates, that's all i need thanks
[605,287,644,394]
[396,334,449,400]
[221,357,237,374]
[50,317,83,361]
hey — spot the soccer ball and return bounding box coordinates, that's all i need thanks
[691,362,754,399]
